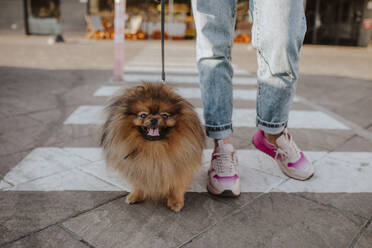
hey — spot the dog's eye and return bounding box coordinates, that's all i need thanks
[161,113,169,119]
[139,113,147,119]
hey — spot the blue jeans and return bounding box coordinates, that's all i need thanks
[192,0,307,138]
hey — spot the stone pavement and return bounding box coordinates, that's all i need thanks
[1,35,372,248]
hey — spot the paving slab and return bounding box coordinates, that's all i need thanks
[42,125,101,147]
[296,193,372,219]
[27,107,74,126]
[298,74,372,128]
[354,221,372,248]
[0,191,125,244]
[0,125,45,157]
[335,135,372,152]
[62,193,237,248]
[0,68,112,118]
[0,115,41,134]
[333,95,372,129]
[355,233,372,248]
[2,225,88,248]
[183,193,365,248]
[0,151,29,178]
[202,192,262,208]
[62,83,112,107]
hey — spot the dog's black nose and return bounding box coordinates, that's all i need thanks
[150,118,158,125]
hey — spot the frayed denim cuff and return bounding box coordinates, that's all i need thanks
[256,117,287,135]
[205,123,233,139]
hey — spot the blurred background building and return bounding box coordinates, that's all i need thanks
[1,0,371,46]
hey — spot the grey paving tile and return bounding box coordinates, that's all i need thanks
[355,234,372,248]
[26,105,78,125]
[331,95,372,128]
[2,225,88,248]
[335,135,372,152]
[43,125,100,147]
[229,127,256,150]
[184,192,365,248]
[354,222,372,248]
[202,192,262,208]
[0,125,47,157]
[0,84,60,118]
[62,193,236,248]
[45,134,100,148]
[0,151,29,178]
[288,129,354,151]
[367,222,372,233]
[62,84,108,107]
[0,191,125,244]
[296,193,372,219]
[0,115,41,134]
[298,75,372,128]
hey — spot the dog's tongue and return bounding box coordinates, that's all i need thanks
[148,128,160,136]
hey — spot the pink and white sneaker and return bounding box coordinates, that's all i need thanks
[207,140,240,197]
[253,129,314,180]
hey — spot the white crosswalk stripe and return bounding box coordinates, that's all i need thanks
[123,74,257,85]
[124,66,253,76]
[1,147,371,192]
[93,86,300,102]
[63,105,349,130]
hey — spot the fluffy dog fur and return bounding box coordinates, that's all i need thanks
[100,83,205,212]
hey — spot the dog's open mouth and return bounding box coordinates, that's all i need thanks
[139,126,169,141]
[147,127,160,137]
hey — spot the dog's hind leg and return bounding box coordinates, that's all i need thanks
[126,189,145,204]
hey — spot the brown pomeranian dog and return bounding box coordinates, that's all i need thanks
[100,83,205,212]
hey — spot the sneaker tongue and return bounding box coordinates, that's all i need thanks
[276,134,301,162]
[216,140,234,153]
[275,135,287,148]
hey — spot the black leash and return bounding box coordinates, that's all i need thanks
[160,0,166,83]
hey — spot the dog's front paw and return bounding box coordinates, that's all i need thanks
[167,199,184,212]
[126,191,144,204]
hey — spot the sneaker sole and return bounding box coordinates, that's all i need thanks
[207,184,240,197]
[252,136,314,181]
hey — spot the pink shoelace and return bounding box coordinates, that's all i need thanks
[213,152,237,175]
[274,129,301,161]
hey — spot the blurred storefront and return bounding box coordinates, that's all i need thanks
[86,0,195,40]
[2,0,370,46]
[304,0,372,46]
[86,0,251,42]
[23,0,62,35]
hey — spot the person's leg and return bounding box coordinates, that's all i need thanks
[192,0,236,142]
[192,0,240,196]
[250,0,314,180]
[250,0,306,134]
